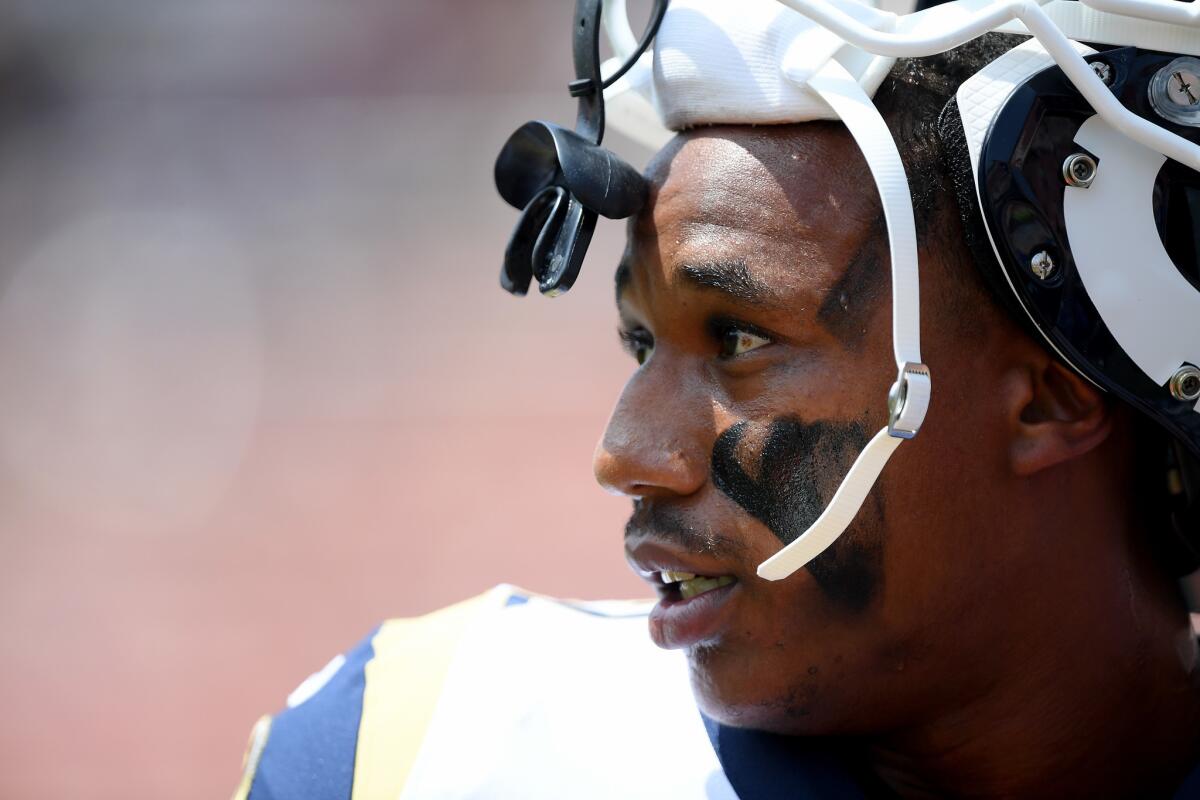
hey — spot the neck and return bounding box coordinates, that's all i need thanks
[867,485,1200,798]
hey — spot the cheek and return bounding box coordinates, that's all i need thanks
[710,416,873,544]
[688,416,897,731]
[710,416,886,613]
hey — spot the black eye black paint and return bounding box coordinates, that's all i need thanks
[815,215,888,350]
[711,417,883,612]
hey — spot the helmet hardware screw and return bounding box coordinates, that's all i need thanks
[1062,153,1097,188]
[1090,61,1114,86]
[1030,250,1055,280]
[1169,364,1200,402]
[1149,58,1200,125]
[1166,69,1200,107]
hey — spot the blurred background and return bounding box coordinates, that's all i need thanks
[0,1,657,796]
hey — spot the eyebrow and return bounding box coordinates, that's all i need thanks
[679,259,781,307]
[614,236,886,343]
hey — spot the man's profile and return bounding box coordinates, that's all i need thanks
[233,1,1200,797]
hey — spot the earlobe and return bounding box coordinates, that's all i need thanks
[1004,360,1113,477]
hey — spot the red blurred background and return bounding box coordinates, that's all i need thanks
[0,2,656,796]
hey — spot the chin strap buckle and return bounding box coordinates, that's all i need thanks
[887,361,931,440]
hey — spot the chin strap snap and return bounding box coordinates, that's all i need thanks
[888,362,932,439]
[756,60,931,582]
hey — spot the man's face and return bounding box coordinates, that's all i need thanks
[594,124,1017,735]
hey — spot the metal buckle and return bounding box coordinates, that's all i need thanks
[887,361,931,440]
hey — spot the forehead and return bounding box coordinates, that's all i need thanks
[624,124,882,304]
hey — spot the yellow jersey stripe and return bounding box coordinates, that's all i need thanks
[350,589,502,799]
[231,714,272,800]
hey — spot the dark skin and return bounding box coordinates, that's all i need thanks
[592,124,1200,798]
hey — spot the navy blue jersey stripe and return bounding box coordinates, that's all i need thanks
[704,712,1200,798]
[248,627,379,800]
[1176,761,1200,800]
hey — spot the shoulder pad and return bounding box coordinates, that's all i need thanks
[234,587,512,800]
[237,625,377,800]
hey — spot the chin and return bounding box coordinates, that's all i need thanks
[686,644,834,736]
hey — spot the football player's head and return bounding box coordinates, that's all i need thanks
[496,0,1200,739]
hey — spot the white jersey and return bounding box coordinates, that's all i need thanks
[233,585,738,800]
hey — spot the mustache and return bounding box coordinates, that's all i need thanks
[623,502,748,560]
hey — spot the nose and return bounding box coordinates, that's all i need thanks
[593,359,710,499]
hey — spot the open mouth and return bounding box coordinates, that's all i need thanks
[655,570,737,602]
[645,568,740,649]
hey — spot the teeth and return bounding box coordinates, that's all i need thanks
[678,575,735,600]
[660,570,696,584]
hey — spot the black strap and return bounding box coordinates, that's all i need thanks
[493,0,664,297]
[571,0,605,144]
[569,0,670,145]
[601,0,670,92]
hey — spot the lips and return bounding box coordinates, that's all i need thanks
[626,539,741,649]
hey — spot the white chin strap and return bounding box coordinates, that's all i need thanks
[757,60,929,581]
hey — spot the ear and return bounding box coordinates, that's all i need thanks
[1000,359,1113,477]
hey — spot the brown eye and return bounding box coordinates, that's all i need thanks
[718,327,770,358]
[619,328,654,366]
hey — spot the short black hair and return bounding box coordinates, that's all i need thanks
[873,32,1029,315]
[841,34,1030,343]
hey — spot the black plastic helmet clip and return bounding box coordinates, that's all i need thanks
[493,0,668,296]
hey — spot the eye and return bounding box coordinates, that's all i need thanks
[619,327,654,366]
[713,320,771,358]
